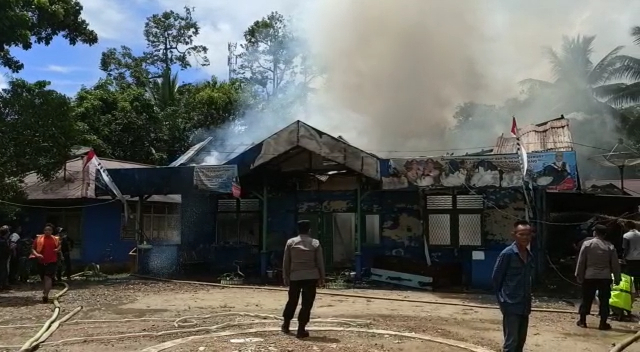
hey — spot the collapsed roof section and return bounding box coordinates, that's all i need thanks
[224,121,381,180]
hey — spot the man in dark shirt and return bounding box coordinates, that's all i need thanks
[492,219,534,352]
[56,227,73,280]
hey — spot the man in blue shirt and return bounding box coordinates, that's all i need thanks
[492,219,534,352]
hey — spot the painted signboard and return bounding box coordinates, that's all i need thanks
[383,151,578,190]
[194,165,238,193]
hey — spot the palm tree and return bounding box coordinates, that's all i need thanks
[146,68,179,110]
[519,35,625,114]
[598,27,640,107]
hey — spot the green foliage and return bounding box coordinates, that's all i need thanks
[142,7,209,75]
[100,7,208,86]
[236,11,321,103]
[0,79,80,210]
[0,0,98,72]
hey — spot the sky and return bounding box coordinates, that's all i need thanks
[0,0,639,98]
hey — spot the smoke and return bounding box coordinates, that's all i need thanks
[193,0,640,164]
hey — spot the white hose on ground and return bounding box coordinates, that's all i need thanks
[0,316,370,349]
[139,327,496,352]
[131,274,577,314]
[18,281,83,352]
[611,331,640,352]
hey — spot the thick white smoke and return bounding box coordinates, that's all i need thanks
[181,0,640,162]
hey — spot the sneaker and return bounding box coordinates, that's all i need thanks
[576,320,587,328]
[42,296,48,304]
[296,329,310,339]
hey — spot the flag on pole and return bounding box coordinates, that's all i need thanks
[511,117,528,175]
[231,177,241,198]
[511,117,532,222]
[83,149,130,219]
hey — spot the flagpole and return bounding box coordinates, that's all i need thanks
[511,117,532,222]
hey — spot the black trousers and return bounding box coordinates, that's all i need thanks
[8,255,19,283]
[626,260,640,292]
[57,252,72,280]
[0,256,8,288]
[579,278,612,321]
[282,279,317,326]
[502,313,529,352]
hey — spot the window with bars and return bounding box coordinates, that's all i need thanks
[121,202,181,242]
[426,194,483,247]
[216,198,261,244]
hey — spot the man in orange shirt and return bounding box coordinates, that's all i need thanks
[31,224,60,303]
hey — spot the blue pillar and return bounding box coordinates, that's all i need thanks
[355,178,362,279]
[261,184,268,280]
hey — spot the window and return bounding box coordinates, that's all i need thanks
[426,194,483,247]
[216,198,260,245]
[122,202,180,243]
[46,210,83,259]
[364,215,380,245]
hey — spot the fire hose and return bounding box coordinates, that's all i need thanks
[4,273,638,351]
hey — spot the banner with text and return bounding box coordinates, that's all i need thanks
[194,165,238,193]
[383,151,577,190]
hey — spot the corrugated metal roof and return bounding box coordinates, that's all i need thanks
[493,117,574,154]
[23,157,180,203]
[584,179,640,197]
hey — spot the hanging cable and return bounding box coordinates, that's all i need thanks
[0,198,118,209]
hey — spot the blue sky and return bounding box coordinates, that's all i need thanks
[0,0,300,95]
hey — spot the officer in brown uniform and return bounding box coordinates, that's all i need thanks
[281,220,326,338]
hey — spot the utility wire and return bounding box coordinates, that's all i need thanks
[0,198,118,209]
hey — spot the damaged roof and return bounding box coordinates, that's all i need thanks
[493,116,574,154]
[224,120,381,180]
[23,157,180,203]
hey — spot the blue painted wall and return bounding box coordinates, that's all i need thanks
[82,200,134,264]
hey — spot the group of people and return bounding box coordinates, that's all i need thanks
[492,219,640,352]
[0,223,74,297]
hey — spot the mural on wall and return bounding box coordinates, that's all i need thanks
[384,151,577,191]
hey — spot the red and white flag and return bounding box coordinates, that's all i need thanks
[83,149,130,218]
[511,117,528,175]
[231,178,241,198]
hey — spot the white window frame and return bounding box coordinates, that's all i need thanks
[121,202,180,243]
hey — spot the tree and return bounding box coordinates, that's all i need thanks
[236,12,299,99]
[0,0,98,72]
[598,26,640,106]
[143,7,209,75]
[100,7,208,86]
[0,79,80,205]
[182,77,246,130]
[519,35,625,115]
[73,79,168,164]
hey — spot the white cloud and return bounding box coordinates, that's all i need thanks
[78,0,141,41]
[0,73,7,89]
[42,65,83,73]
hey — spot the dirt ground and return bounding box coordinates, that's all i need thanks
[0,278,639,352]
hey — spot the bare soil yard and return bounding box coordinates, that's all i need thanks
[0,278,639,351]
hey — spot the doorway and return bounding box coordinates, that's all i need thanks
[297,213,356,269]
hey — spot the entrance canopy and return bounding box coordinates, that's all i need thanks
[224,121,381,180]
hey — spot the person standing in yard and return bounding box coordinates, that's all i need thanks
[56,227,73,280]
[492,219,534,352]
[31,224,60,303]
[0,226,11,290]
[575,224,621,330]
[8,225,21,284]
[622,221,640,295]
[281,220,326,339]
